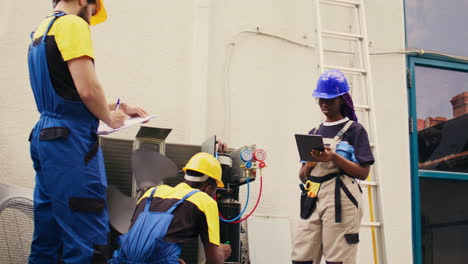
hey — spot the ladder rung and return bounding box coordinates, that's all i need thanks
[321,0,359,7]
[355,108,370,112]
[355,104,371,111]
[324,65,367,74]
[322,30,363,41]
[361,222,382,227]
[323,49,356,55]
[360,181,378,187]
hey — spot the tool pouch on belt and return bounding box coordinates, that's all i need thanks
[300,194,316,219]
[299,180,321,219]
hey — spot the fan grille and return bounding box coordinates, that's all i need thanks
[0,198,34,264]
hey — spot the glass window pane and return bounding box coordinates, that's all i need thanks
[415,66,468,173]
[406,0,468,57]
[420,179,468,264]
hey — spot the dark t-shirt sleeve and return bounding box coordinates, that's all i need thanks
[308,127,318,135]
[130,199,145,228]
[348,123,375,165]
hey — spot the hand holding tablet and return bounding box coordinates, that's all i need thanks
[295,134,325,162]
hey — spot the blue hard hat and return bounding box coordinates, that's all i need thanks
[313,69,350,99]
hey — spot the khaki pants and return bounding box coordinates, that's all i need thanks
[292,176,363,264]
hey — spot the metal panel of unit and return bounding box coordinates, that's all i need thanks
[164,143,201,187]
[229,146,256,184]
[135,127,172,141]
[100,137,134,196]
[135,127,172,157]
[229,147,246,183]
[139,142,161,153]
[219,202,241,263]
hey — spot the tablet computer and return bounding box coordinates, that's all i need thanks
[295,134,325,162]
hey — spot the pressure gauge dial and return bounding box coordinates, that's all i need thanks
[240,149,253,162]
[253,149,266,161]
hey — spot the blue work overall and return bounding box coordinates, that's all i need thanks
[28,12,109,264]
[110,188,200,264]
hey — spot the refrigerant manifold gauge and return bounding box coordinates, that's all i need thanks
[253,149,266,161]
[240,149,253,162]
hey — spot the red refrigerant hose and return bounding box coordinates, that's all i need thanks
[218,170,263,224]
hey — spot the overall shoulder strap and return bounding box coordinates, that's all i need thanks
[166,190,200,214]
[144,187,158,212]
[36,11,67,43]
[333,120,354,141]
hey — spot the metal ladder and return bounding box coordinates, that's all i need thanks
[314,0,386,263]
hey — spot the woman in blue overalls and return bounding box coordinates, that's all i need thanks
[292,70,375,264]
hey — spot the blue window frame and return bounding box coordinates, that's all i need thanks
[408,55,468,264]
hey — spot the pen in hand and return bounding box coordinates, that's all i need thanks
[115,98,121,110]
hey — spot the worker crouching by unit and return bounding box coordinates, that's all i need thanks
[109,152,232,264]
[292,70,375,264]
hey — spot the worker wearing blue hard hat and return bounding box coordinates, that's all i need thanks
[27,0,148,263]
[292,69,375,264]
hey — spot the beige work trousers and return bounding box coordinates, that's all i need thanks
[292,175,363,264]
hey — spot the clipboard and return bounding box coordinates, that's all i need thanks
[295,134,325,162]
[98,115,156,135]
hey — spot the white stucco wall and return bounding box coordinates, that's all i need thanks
[93,0,196,143]
[366,0,413,263]
[0,0,49,189]
[1,0,412,263]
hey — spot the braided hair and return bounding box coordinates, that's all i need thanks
[341,93,358,122]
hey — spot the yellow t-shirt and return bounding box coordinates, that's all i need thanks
[33,13,94,61]
[30,12,94,101]
[135,183,221,246]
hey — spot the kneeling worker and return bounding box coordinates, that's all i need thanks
[110,152,232,264]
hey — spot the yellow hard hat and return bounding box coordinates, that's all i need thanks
[183,152,224,188]
[90,0,107,26]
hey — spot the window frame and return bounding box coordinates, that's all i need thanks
[408,55,468,264]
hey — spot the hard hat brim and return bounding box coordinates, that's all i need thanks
[312,91,347,99]
[182,167,225,188]
[90,0,107,26]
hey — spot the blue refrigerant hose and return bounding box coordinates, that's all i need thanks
[219,176,250,222]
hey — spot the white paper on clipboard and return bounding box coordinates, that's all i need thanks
[97,115,156,135]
